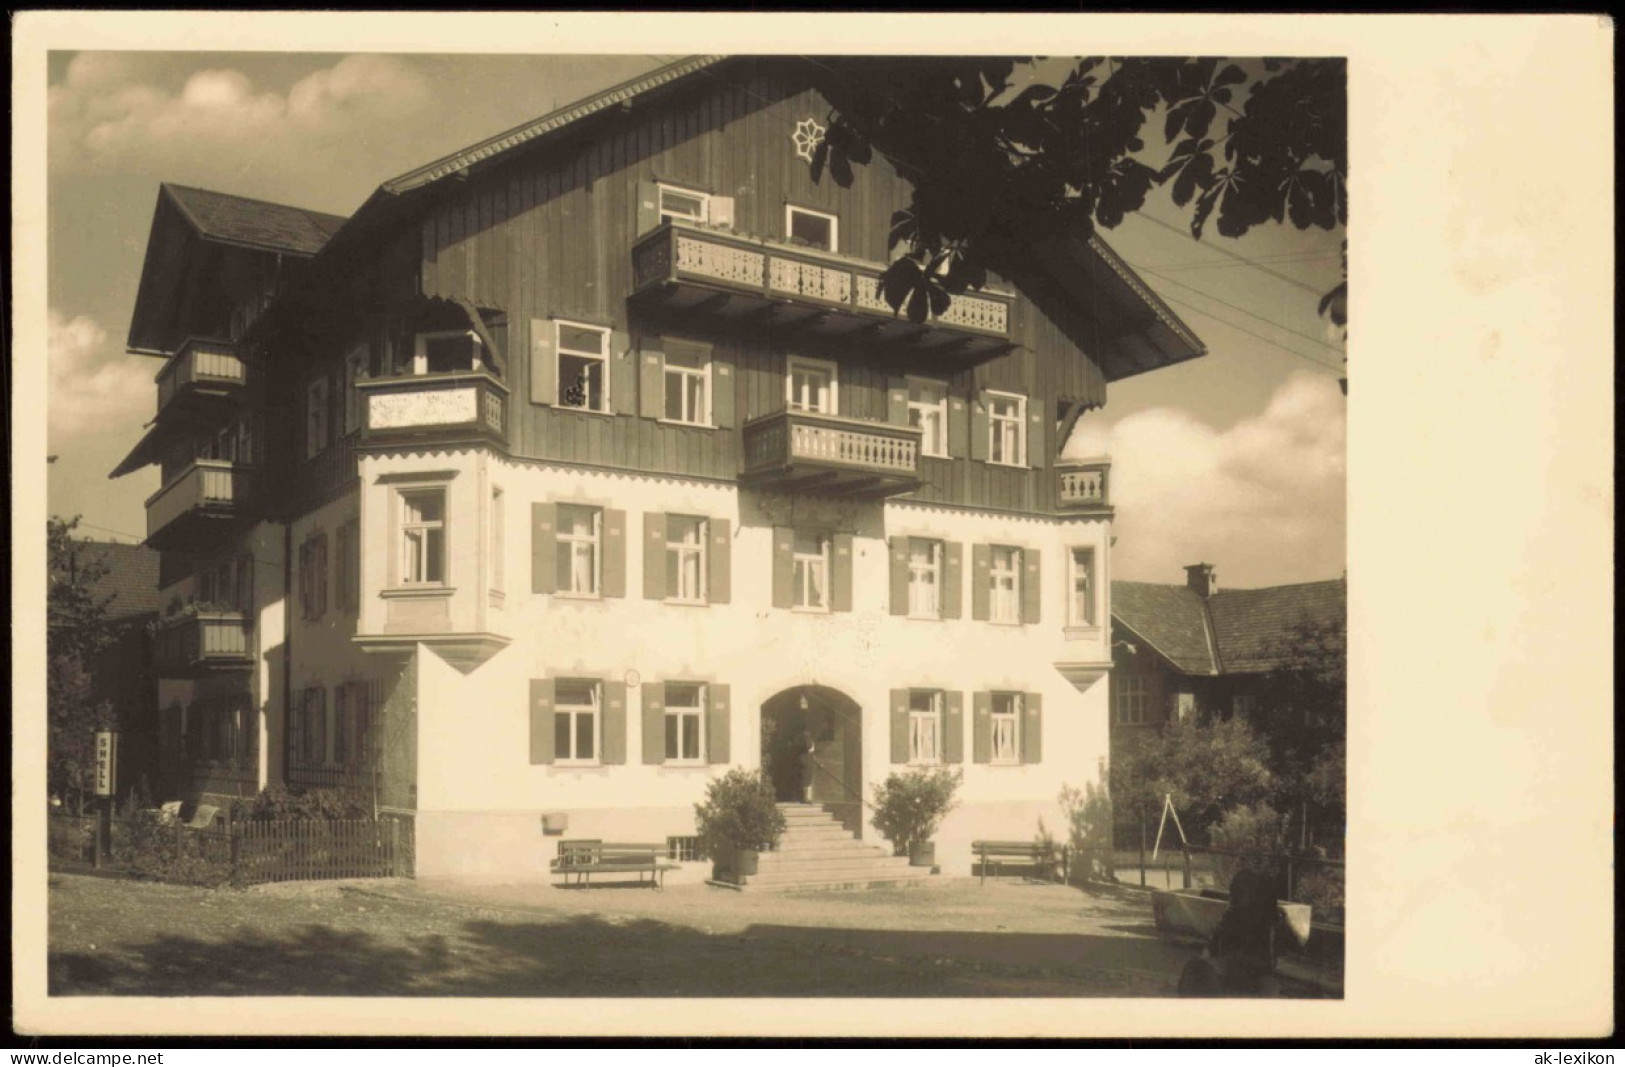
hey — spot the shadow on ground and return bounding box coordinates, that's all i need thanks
[49,912,1187,998]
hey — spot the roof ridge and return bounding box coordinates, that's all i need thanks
[163,182,348,226]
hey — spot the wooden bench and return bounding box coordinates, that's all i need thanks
[972,840,1070,886]
[549,840,680,889]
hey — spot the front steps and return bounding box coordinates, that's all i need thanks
[714,803,936,892]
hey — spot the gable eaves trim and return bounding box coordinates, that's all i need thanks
[380,55,729,196]
[1085,234,1205,353]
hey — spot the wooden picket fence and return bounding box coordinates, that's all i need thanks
[233,819,396,884]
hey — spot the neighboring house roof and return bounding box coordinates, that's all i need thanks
[164,184,348,256]
[53,541,163,622]
[1113,577,1345,676]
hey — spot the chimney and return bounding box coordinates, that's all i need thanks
[1184,562,1218,598]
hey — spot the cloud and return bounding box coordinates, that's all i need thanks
[1069,371,1346,587]
[47,309,152,443]
[50,54,433,203]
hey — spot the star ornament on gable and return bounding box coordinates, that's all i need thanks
[791,118,826,164]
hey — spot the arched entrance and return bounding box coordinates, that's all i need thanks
[761,685,864,836]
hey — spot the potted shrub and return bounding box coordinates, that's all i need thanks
[693,769,785,880]
[872,766,961,867]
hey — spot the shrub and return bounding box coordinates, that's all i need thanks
[230,785,372,822]
[48,816,95,864]
[1294,865,1345,911]
[1058,781,1116,882]
[116,810,234,888]
[1208,802,1293,895]
[694,769,785,857]
[871,766,961,854]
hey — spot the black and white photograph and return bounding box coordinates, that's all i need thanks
[12,12,1613,1041]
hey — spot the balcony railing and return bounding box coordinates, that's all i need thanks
[153,610,254,676]
[356,370,508,449]
[632,222,1016,358]
[741,409,923,498]
[155,338,247,415]
[1055,457,1111,512]
[145,460,255,550]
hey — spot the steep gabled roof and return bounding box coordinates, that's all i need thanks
[55,541,162,622]
[1113,576,1345,676]
[164,184,348,256]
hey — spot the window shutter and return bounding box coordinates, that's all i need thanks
[238,552,255,616]
[643,511,667,600]
[317,535,329,617]
[888,536,910,616]
[602,509,627,598]
[972,691,992,764]
[531,503,557,594]
[943,691,965,764]
[529,678,555,765]
[710,195,736,229]
[642,681,666,765]
[346,521,360,613]
[603,680,627,765]
[706,683,731,764]
[530,319,557,405]
[970,390,989,462]
[712,356,736,428]
[948,393,969,457]
[1021,547,1042,625]
[288,692,306,768]
[942,541,963,620]
[1030,401,1048,469]
[890,689,910,764]
[771,527,794,609]
[636,180,660,236]
[708,517,731,604]
[313,688,327,765]
[1022,692,1043,765]
[971,543,991,621]
[886,376,908,426]
[639,343,664,419]
[610,329,636,416]
[831,533,854,613]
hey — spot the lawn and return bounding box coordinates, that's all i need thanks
[48,873,1198,997]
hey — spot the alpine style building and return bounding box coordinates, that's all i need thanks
[111,55,1204,879]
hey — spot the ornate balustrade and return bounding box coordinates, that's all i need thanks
[356,370,508,449]
[1055,457,1112,512]
[741,409,923,498]
[153,610,253,676]
[145,460,255,550]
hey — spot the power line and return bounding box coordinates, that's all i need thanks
[1133,210,1333,295]
[1133,252,1342,272]
[1156,292,1345,373]
[1131,263,1346,355]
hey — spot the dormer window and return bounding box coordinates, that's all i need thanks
[786,205,838,252]
[658,184,709,225]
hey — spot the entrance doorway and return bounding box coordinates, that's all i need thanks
[761,685,863,836]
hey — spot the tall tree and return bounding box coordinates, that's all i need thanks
[807,56,1347,334]
[1252,614,1348,849]
[47,517,116,813]
[1111,713,1275,846]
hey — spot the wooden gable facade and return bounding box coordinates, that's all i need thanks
[339,59,1121,517]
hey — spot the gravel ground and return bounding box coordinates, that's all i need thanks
[48,873,1194,998]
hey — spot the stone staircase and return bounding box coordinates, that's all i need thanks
[720,803,936,892]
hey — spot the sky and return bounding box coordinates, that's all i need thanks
[44,50,1346,590]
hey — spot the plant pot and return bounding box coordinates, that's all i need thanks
[733,848,760,877]
[540,813,568,835]
[908,840,935,867]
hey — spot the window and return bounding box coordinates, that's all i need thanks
[908,379,949,457]
[664,682,706,763]
[908,538,943,619]
[665,515,708,603]
[414,330,482,376]
[490,488,505,596]
[990,545,1022,624]
[236,417,255,465]
[909,690,943,764]
[555,505,602,596]
[553,679,600,763]
[987,391,1027,466]
[658,184,710,225]
[663,340,711,425]
[1116,676,1148,726]
[792,531,830,611]
[399,489,446,586]
[299,533,329,618]
[991,692,1022,764]
[1174,692,1197,722]
[557,321,609,412]
[1068,547,1097,626]
[786,356,836,415]
[786,205,838,251]
[306,377,330,459]
[344,344,368,434]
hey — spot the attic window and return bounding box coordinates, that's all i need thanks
[658,184,709,225]
[786,205,838,252]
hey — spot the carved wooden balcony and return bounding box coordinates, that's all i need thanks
[153,610,254,676]
[741,409,923,498]
[155,338,247,420]
[145,460,255,551]
[356,370,508,450]
[1055,457,1112,514]
[631,221,1016,362]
